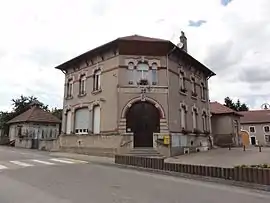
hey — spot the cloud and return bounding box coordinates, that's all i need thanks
[0,0,269,111]
[221,0,233,6]
[188,20,207,27]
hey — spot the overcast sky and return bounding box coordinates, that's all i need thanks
[0,0,269,111]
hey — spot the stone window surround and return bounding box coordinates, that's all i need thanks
[249,126,256,133]
[263,125,270,133]
[192,105,199,130]
[63,100,103,134]
[125,57,161,85]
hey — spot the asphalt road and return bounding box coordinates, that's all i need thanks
[0,146,270,203]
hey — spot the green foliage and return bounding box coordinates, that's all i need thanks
[224,97,249,111]
[234,164,270,168]
[51,108,63,120]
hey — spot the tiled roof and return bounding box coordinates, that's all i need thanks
[118,35,168,42]
[210,102,242,116]
[239,110,270,124]
[7,106,61,124]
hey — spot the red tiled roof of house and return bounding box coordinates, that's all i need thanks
[7,106,61,124]
[239,110,270,124]
[210,101,242,116]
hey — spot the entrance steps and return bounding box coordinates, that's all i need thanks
[127,148,164,157]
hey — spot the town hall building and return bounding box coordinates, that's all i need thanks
[56,32,215,157]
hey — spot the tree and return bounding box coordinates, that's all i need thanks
[224,97,249,111]
[51,108,63,120]
[11,95,49,117]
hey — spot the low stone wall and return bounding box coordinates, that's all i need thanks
[39,139,59,151]
[15,138,59,151]
[59,134,133,157]
[115,155,270,186]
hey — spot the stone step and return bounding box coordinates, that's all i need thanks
[127,148,164,157]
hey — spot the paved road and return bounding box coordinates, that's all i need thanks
[0,146,270,203]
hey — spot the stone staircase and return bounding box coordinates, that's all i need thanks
[127,148,164,157]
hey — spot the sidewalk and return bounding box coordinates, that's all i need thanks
[50,152,115,165]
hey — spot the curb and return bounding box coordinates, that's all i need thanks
[50,153,270,192]
[91,162,270,192]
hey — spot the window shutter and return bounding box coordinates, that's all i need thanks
[75,108,89,134]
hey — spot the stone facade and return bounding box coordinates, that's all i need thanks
[57,34,215,157]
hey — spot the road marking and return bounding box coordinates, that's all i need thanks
[10,161,34,167]
[0,165,8,170]
[31,160,56,165]
[60,158,88,164]
[50,158,75,164]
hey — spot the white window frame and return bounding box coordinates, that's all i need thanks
[79,74,86,95]
[93,105,101,134]
[179,70,185,91]
[250,135,257,145]
[263,125,270,133]
[201,82,206,100]
[202,111,207,131]
[151,63,158,85]
[192,107,198,130]
[67,79,73,98]
[249,126,256,133]
[191,76,196,93]
[265,135,270,143]
[180,104,187,129]
[127,62,135,84]
[93,69,101,91]
[137,63,149,81]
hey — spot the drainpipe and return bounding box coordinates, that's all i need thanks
[206,73,215,148]
[166,46,177,156]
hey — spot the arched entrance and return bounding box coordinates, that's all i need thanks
[126,101,160,148]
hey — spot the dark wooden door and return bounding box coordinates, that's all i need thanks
[126,102,160,148]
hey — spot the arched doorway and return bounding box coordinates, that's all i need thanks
[126,101,160,148]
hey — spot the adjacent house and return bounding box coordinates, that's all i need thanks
[7,105,61,150]
[56,32,215,157]
[240,110,270,146]
[210,102,242,147]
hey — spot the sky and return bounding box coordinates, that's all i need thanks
[0,0,269,111]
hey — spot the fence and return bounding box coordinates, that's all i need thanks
[115,155,270,185]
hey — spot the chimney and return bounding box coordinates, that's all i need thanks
[179,31,187,52]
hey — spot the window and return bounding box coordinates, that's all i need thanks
[265,135,270,142]
[179,70,186,92]
[79,74,86,95]
[192,107,198,130]
[66,79,73,98]
[74,108,89,135]
[264,126,270,133]
[127,62,135,84]
[180,105,187,129]
[93,69,101,91]
[191,76,197,97]
[137,63,149,85]
[201,82,206,100]
[151,63,158,85]
[93,105,101,134]
[202,111,207,132]
[66,110,72,134]
[249,126,255,133]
